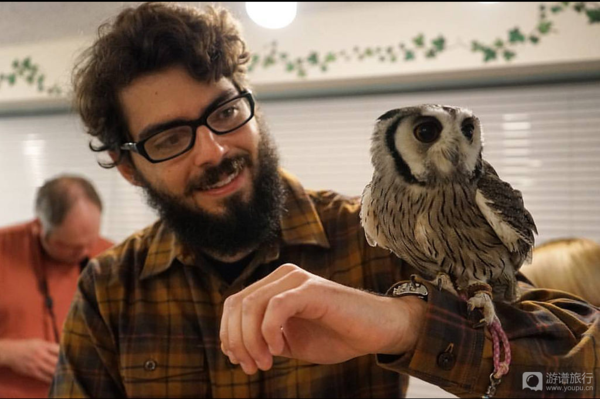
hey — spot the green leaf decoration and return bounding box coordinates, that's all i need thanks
[586,8,600,23]
[5,3,599,82]
[325,52,336,63]
[413,34,425,47]
[262,55,275,67]
[471,41,483,51]
[432,36,446,51]
[509,28,526,43]
[2,57,61,96]
[483,48,497,62]
[503,50,516,60]
[538,20,553,33]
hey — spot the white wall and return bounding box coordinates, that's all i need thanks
[1,2,599,106]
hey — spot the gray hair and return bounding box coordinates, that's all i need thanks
[35,175,103,233]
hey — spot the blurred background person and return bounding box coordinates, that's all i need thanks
[0,174,113,399]
[521,237,600,307]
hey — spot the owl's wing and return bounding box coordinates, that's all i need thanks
[475,160,538,268]
[360,182,390,249]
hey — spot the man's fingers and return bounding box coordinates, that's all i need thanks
[35,358,56,383]
[46,343,60,357]
[220,263,300,355]
[227,296,259,374]
[261,288,309,356]
[240,270,309,370]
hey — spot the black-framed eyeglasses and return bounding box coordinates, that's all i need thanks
[120,90,255,163]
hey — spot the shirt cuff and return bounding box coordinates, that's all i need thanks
[376,276,489,396]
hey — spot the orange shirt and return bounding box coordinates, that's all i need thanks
[0,220,113,399]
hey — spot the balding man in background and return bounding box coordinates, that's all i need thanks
[0,175,113,398]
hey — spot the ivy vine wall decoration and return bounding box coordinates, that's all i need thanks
[247,2,600,77]
[0,58,62,96]
[1,1,599,96]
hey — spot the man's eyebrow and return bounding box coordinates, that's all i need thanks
[136,88,239,141]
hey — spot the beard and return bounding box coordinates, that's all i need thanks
[136,124,285,260]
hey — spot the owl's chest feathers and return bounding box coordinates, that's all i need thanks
[375,178,506,273]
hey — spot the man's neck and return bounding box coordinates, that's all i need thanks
[202,247,256,263]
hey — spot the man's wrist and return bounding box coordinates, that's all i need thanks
[378,294,427,355]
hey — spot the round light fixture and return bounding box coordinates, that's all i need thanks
[245,2,297,29]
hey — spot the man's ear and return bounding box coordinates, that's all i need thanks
[110,151,142,187]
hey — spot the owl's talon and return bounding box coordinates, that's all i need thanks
[473,320,487,329]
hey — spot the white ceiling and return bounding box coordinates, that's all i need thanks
[0,2,362,47]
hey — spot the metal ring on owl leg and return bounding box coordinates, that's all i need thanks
[410,274,418,286]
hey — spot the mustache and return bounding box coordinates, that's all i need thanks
[184,154,252,196]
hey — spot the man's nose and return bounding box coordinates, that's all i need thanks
[192,126,227,167]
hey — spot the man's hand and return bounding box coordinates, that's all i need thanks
[220,264,426,375]
[0,339,60,383]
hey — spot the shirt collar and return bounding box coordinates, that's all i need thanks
[139,169,330,281]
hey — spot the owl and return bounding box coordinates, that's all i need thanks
[360,104,537,325]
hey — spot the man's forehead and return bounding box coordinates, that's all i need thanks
[119,68,237,138]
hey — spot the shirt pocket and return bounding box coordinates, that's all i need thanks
[120,336,209,398]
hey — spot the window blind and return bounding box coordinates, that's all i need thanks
[0,80,598,247]
[260,81,600,246]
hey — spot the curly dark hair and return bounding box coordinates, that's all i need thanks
[73,2,251,168]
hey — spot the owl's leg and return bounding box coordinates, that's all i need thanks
[466,282,495,326]
[431,272,458,296]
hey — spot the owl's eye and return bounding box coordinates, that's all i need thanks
[461,123,475,141]
[413,121,442,143]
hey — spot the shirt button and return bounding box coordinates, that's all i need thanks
[437,352,456,370]
[144,359,158,372]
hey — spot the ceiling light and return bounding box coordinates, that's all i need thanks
[245,2,297,29]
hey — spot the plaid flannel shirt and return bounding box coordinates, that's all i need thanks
[50,170,599,398]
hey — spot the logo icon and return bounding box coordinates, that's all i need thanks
[523,372,543,391]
